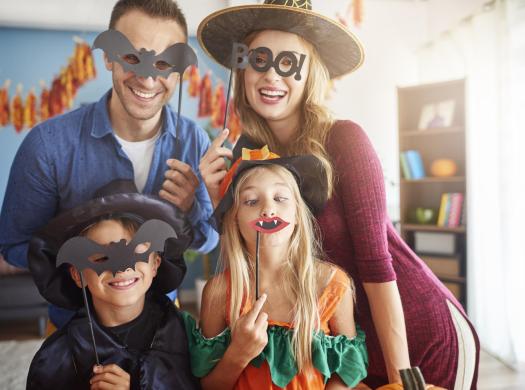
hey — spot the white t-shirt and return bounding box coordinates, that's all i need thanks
[114,131,161,192]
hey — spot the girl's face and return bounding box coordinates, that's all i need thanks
[243,30,310,130]
[236,168,297,251]
[70,219,160,312]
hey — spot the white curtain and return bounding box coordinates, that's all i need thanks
[417,0,525,369]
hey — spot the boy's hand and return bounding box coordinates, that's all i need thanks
[90,364,130,390]
[228,293,268,366]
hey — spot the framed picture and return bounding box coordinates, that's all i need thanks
[418,99,456,130]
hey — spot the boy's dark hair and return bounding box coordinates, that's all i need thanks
[79,214,142,238]
[109,0,188,39]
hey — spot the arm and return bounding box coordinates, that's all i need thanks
[329,122,410,383]
[0,125,57,268]
[363,281,410,383]
[199,277,268,390]
[160,129,219,253]
[326,283,358,390]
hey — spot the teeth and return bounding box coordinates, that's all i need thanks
[260,89,285,97]
[257,221,263,226]
[111,278,136,287]
[274,220,278,225]
[132,88,156,98]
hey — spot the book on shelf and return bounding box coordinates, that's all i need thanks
[402,150,426,179]
[437,192,464,227]
[399,152,412,179]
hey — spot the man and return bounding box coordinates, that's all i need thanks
[0,0,218,326]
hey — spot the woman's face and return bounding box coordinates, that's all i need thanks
[244,30,310,131]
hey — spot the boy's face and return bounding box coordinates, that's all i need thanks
[70,219,161,313]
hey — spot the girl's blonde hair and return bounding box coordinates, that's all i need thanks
[220,165,321,373]
[233,31,335,197]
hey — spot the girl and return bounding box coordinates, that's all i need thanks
[184,147,368,389]
[198,1,480,389]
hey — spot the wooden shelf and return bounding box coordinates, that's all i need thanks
[438,275,466,283]
[400,126,464,136]
[401,224,466,233]
[398,79,468,310]
[401,176,465,183]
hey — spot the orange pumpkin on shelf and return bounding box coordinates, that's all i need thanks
[430,159,458,177]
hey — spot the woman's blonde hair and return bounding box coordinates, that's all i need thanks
[233,31,335,196]
[220,164,321,373]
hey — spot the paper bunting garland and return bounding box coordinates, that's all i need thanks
[0,38,96,133]
[211,83,226,129]
[198,72,213,118]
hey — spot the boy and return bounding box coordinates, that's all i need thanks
[26,180,200,389]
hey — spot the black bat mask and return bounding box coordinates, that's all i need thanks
[93,29,198,79]
[56,219,177,275]
[231,42,307,81]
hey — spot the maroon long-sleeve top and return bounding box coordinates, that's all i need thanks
[316,120,478,388]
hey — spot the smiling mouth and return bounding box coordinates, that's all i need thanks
[259,88,287,102]
[249,216,290,234]
[130,87,158,100]
[108,277,139,290]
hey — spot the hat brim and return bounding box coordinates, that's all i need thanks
[213,154,327,234]
[28,193,192,310]
[198,5,364,79]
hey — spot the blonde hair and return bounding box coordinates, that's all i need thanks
[233,31,335,197]
[220,165,321,373]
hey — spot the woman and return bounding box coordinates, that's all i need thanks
[198,1,479,389]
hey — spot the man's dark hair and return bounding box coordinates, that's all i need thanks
[109,0,188,38]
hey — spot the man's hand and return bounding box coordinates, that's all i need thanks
[160,159,200,212]
[198,129,233,208]
[90,364,130,390]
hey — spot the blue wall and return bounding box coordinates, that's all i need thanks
[0,27,227,287]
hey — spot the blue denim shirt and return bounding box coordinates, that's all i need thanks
[0,90,219,269]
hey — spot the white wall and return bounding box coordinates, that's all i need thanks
[0,0,490,218]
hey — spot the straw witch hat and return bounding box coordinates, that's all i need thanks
[198,0,364,79]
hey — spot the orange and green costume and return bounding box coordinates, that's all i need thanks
[182,267,368,389]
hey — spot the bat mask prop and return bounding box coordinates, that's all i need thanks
[93,29,198,79]
[57,219,177,275]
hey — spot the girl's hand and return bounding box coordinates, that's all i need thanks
[90,364,130,390]
[228,293,269,366]
[199,128,233,208]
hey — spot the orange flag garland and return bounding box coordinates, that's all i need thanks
[198,72,213,118]
[211,83,226,129]
[188,65,200,98]
[24,88,37,129]
[1,37,96,133]
[11,85,24,133]
[0,80,10,127]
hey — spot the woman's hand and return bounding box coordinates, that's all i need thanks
[90,364,130,390]
[199,128,233,208]
[227,293,269,367]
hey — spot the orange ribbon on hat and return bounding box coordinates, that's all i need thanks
[219,145,280,199]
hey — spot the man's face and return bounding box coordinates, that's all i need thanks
[107,9,186,122]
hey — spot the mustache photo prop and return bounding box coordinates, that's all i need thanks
[92,29,198,159]
[56,219,178,366]
[249,215,291,300]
